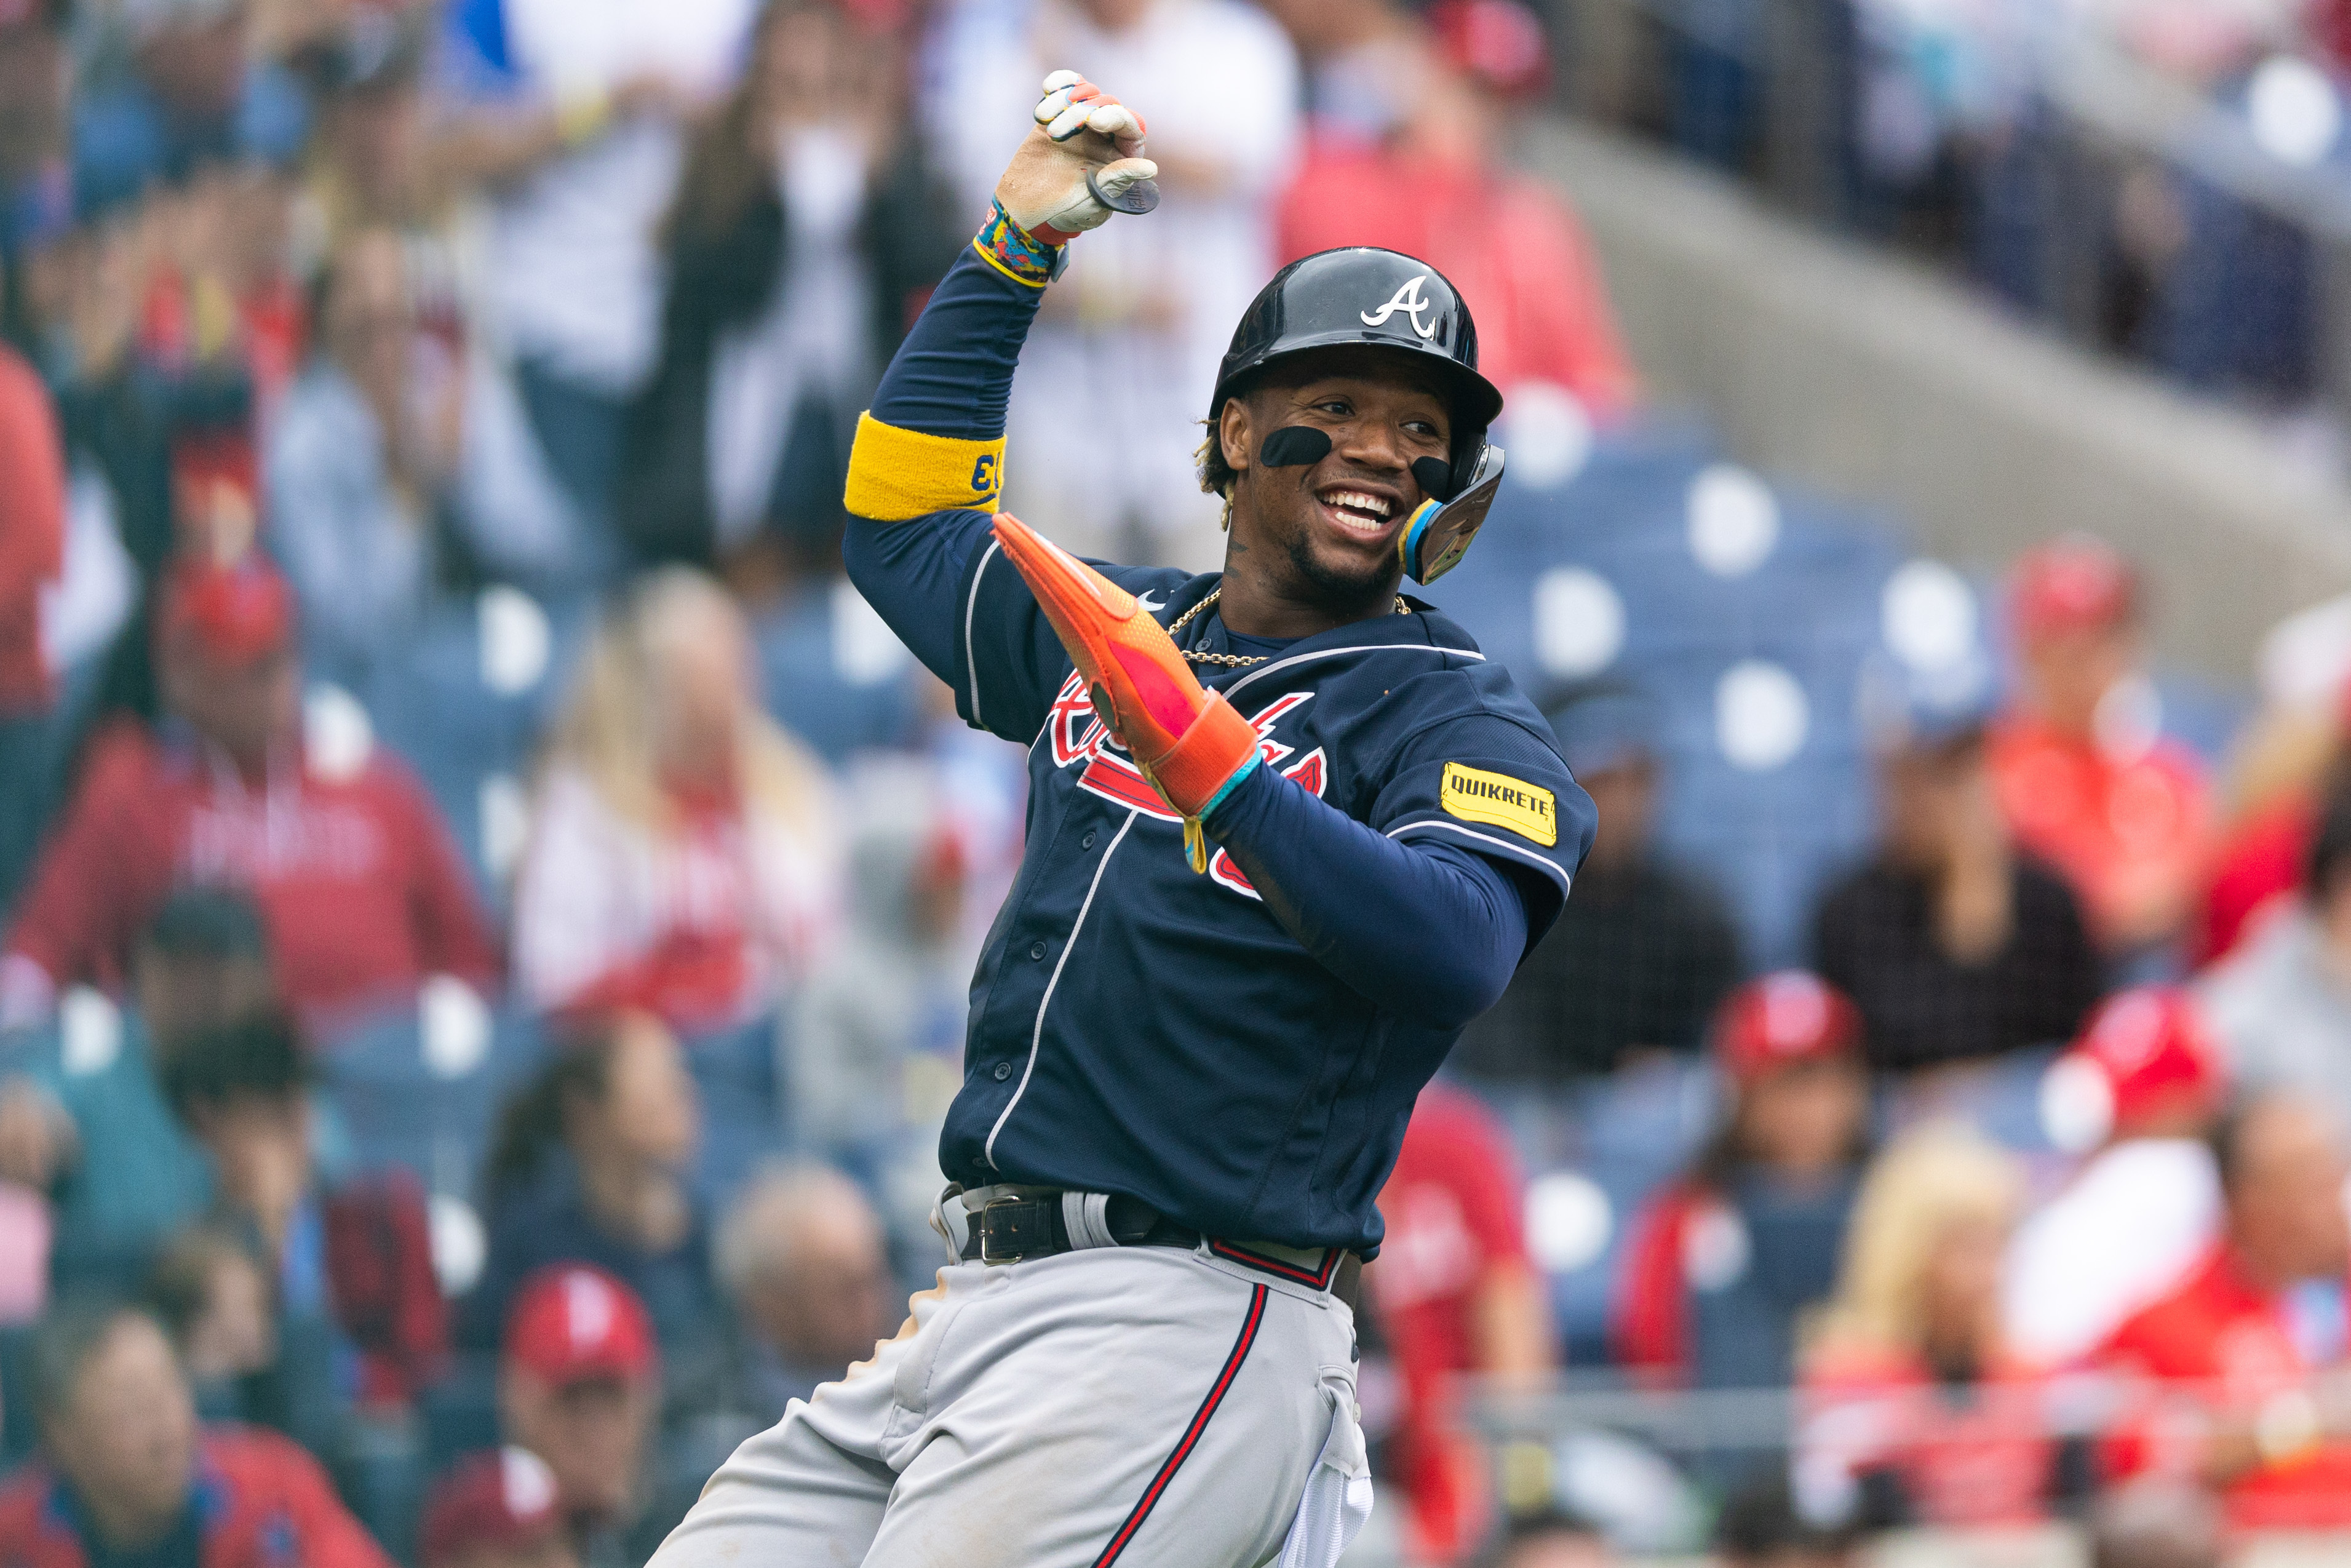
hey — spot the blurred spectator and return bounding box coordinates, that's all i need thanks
[2098,1093,2351,1527]
[1815,693,2103,1073]
[1372,1081,1553,1564]
[166,1010,450,1424]
[931,0,1300,559]
[2085,1482,2225,1568]
[0,888,268,1286]
[513,568,837,1031]
[421,1447,578,1568]
[2189,683,2348,966]
[464,1012,714,1355]
[498,1264,678,1567]
[1712,1473,1858,1568]
[1798,1124,2074,1528]
[1457,686,1740,1083]
[142,1221,279,1416]
[71,0,308,217]
[0,0,69,257]
[0,1298,389,1568]
[624,0,960,572]
[2004,988,2226,1367]
[2202,774,2351,1126]
[675,1164,889,1436]
[1477,1505,1610,1568]
[437,0,754,538]
[1988,538,2213,957]
[1614,974,1869,1391]
[1272,0,1637,416]
[788,760,965,1193]
[0,553,499,1033]
[0,329,68,911]
[1258,0,1422,144]
[263,228,466,681]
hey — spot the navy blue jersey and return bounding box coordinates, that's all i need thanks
[840,235,1594,1254]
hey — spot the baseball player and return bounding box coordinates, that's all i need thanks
[653,73,1596,1568]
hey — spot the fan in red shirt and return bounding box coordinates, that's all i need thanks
[0,1299,391,1568]
[0,338,65,718]
[0,552,498,1037]
[1986,537,2212,957]
[1272,0,1637,419]
[1796,1125,2069,1530]
[1370,1080,1553,1564]
[2096,1092,2351,1529]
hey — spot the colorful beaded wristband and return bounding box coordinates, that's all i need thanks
[973,201,1063,288]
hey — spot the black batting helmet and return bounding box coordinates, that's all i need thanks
[1207,249,1505,445]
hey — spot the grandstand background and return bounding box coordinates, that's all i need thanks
[10,0,2351,1565]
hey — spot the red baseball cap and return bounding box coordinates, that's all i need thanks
[156,555,294,669]
[2059,987,2224,1135]
[1713,972,1863,1085]
[420,1448,563,1568]
[2009,536,2139,647]
[503,1266,658,1387]
[1427,0,1551,98]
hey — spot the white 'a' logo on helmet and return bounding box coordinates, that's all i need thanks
[1361,274,1437,340]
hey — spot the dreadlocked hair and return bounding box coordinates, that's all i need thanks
[1195,420,1237,531]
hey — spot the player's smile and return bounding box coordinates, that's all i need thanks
[1312,480,1405,541]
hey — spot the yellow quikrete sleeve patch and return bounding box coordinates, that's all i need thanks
[1441,762,1559,847]
[843,412,1007,522]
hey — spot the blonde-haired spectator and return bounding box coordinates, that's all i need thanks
[512,568,840,1031]
[1797,1124,2077,1531]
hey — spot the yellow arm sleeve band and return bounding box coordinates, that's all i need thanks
[843,412,1008,522]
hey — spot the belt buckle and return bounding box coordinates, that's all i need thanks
[978,1195,1042,1265]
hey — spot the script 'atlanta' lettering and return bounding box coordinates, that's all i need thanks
[1439,762,1559,847]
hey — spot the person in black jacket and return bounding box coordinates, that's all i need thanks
[1814,688,2104,1075]
[1455,683,1742,1083]
[621,0,965,576]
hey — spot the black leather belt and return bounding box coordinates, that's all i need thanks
[960,1192,1198,1264]
[956,1190,1363,1310]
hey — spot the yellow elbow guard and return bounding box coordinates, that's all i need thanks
[843,413,1008,522]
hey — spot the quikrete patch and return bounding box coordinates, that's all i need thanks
[1440,762,1559,846]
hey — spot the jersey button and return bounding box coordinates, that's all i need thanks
[992,1061,1014,1081]
[1081,830,1097,851]
[1028,941,1048,961]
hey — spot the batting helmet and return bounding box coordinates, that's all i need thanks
[1209,248,1503,439]
[1211,249,1508,585]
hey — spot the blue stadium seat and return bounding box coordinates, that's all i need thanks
[321,997,547,1203]
[680,1013,790,1210]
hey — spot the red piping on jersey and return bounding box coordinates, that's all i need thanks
[1210,1240,1341,1289]
[1093,1283,1268,1566]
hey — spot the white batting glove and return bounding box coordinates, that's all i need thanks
[993,71,1159,245]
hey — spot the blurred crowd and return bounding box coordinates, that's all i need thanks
[1568,0,2351,425]
[5,1,2351,1568]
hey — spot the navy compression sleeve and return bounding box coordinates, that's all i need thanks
[842,241,1051,679]
[1204,761,1532,1029]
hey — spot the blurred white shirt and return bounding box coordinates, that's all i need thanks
[2002,1137,2220,1367]
[513,765,840,1027]
[483,0,755,391]
[926,0,1299,562]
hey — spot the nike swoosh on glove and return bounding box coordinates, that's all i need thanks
[990,513,1260,870]
[994,71,1158,245]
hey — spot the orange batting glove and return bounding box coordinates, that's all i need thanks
[991,514,1260,870]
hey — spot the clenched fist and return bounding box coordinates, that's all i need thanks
[995,71,1160,245]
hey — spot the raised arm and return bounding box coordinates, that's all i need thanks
[841,73,1158,682]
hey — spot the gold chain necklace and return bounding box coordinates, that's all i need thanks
[1166,589,1410,667]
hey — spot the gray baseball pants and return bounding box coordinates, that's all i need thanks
[648,1234,1370,1568]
